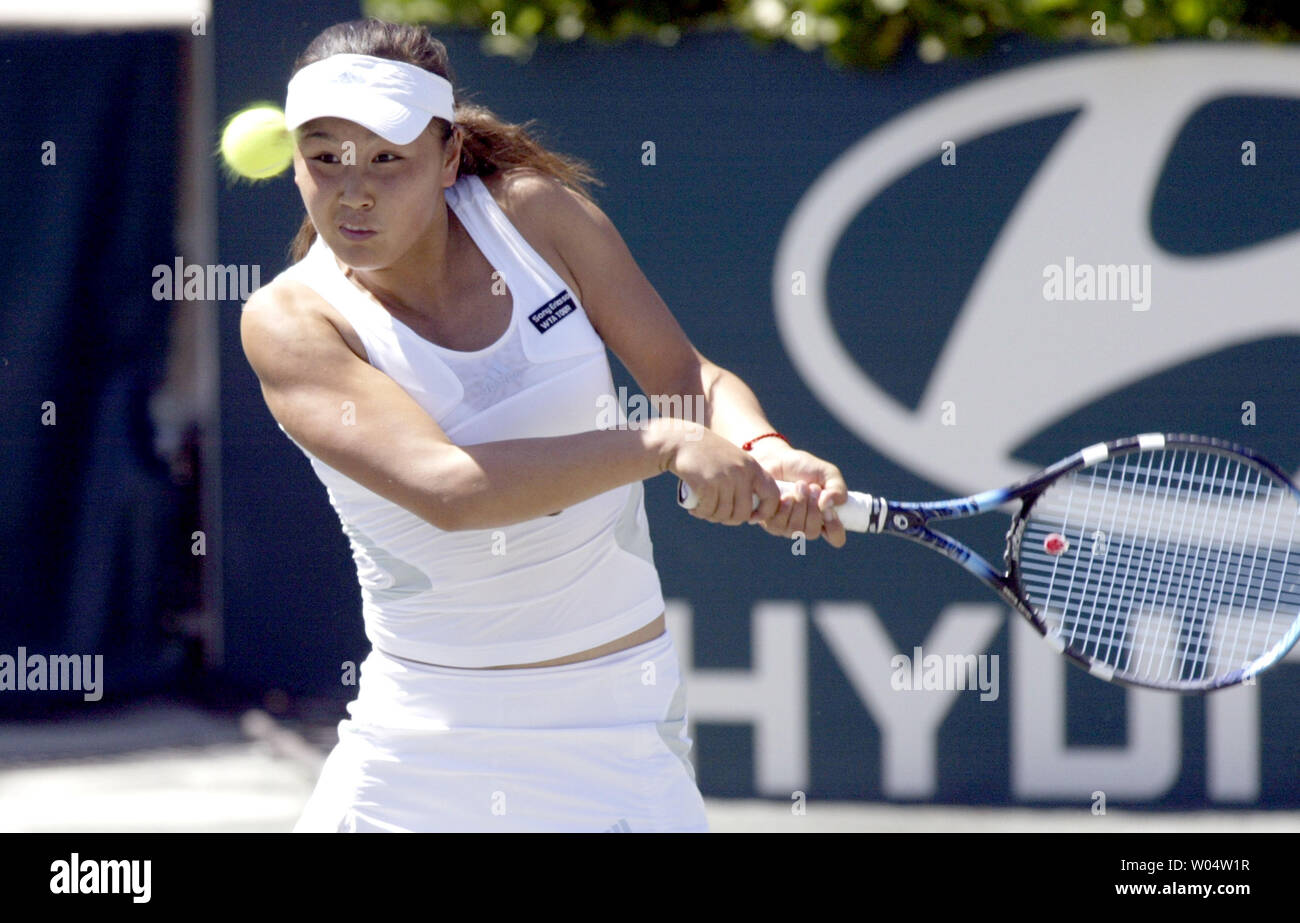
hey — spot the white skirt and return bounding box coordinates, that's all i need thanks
[293,631,708,832]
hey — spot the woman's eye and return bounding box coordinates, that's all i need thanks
[308,152,398,164]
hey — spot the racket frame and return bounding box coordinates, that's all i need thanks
[857,433,1300,692]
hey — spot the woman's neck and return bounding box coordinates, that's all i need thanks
[345,203,459,318]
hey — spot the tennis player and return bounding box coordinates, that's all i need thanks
[240,17,847,832]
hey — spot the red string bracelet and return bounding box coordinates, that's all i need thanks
[742,432,789,452]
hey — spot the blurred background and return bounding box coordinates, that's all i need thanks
[1,0,1297,832]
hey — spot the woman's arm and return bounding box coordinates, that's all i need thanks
[529,174,847,546]
[240,279,770,531]
[690,357,849,547]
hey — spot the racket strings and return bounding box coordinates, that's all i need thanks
[1018,447,1300,687]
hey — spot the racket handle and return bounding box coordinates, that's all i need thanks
[676,478,875,533]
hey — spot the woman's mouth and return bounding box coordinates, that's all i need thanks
[339,225,377,240]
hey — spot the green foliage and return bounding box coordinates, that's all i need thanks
[364,0,1297,68]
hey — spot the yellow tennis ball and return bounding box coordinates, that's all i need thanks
[220,105,293,180]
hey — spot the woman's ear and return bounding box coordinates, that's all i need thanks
[442,125,463,187]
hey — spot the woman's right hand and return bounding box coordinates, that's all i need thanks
[655,419,782,527]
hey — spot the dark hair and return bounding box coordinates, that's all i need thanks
[287,18,603,263]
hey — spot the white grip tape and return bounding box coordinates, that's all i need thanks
[676,478,875,533]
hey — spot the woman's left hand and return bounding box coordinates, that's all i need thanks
[746,441,848,548]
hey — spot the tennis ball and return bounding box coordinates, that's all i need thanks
[220,105,293,180]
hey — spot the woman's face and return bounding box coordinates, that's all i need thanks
[293,116,460,272]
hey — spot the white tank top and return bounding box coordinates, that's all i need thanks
[266,173,664,667]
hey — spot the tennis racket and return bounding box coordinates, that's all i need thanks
[677,433,1300,691]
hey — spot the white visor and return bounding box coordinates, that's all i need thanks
[284,53,456,146]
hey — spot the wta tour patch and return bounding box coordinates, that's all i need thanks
[529,291,577,333]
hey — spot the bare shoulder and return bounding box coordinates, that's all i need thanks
[473,170,694,387]
[242,275,319,323]
[482,165,595,209]
[481,168,608,240]
[242,279,326,354]
[478,168,613,302]
[241,276,367,370]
